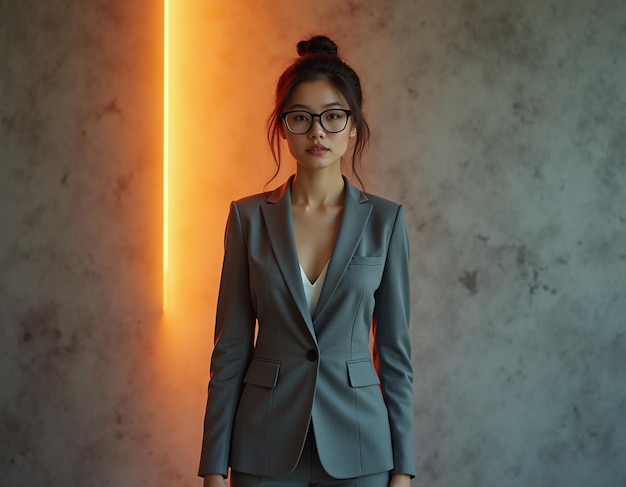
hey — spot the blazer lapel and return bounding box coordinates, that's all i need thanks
[260,176,315,334]
[313,177,372,323]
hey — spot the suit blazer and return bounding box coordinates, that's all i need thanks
[199,175,415,479]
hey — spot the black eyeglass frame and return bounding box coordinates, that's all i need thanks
[281,109,353,135]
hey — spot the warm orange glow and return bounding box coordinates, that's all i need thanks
[163,2,276,321]
[167,0,222,319]
[165,1,239,320]
[163,0,170,311]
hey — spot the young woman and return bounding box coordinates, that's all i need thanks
[199,36,415,487]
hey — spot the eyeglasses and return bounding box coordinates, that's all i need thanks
[281,109,352,135]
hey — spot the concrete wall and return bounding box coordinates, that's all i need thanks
[1,1,625,486]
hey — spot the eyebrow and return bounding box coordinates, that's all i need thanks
[287,101,346,110]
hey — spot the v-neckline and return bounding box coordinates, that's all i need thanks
[300,260,330,286]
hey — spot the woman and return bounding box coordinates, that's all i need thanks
[199,36,415,487]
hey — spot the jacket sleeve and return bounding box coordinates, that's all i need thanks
[372,205,416,477]
[198,201,256,478]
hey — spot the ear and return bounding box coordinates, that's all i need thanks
[349,127,357,138]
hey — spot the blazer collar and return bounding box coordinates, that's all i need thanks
[266,174,368,205]
[261,175,372,332]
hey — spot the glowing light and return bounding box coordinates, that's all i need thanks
[162,1,268,318]
[163,0,170,310]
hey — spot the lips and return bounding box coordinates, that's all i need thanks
[306,144,329,156]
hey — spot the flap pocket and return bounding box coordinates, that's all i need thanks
[350,256,384,266]
[347,359,381,388]
[243,359,281,389]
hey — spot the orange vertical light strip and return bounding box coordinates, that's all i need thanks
[163,0,170,311]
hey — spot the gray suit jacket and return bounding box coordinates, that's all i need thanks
[199,176,415,479]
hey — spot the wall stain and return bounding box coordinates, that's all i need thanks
[459,270,479,295]
[474,233,490,245]
[21,204,46,228]
[18,300,82,373]
[1,111,43,147]
[96,98,123,121]
[113,170,134,206]
[1,408,38,464]
[449,0,549,76]
[96,2,126,28]
[19,301,61,345]
[515,245,558,297]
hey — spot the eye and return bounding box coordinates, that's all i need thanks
[324,110,346,121]
[292,112,310,122]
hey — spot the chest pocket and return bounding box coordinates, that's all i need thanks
[350,256,384,266]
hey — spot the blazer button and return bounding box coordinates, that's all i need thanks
[306,349,318,361]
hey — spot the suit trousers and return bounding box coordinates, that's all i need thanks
[230,426,390,487]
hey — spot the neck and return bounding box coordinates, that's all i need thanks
[291,167,345,208]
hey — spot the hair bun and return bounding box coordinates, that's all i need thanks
[296,35,339,57]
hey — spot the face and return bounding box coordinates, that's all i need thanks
[282,79,356,172]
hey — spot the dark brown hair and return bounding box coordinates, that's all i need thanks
[267,35,370,188]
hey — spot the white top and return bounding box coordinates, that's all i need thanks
[300,261,329,316]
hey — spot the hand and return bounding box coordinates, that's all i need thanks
[202,474,227,487]
[389,473,411,487]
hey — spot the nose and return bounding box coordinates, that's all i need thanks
[308,116,326,137]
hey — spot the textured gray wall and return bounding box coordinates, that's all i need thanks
[1,1,165,485]
[1,1,625,486]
